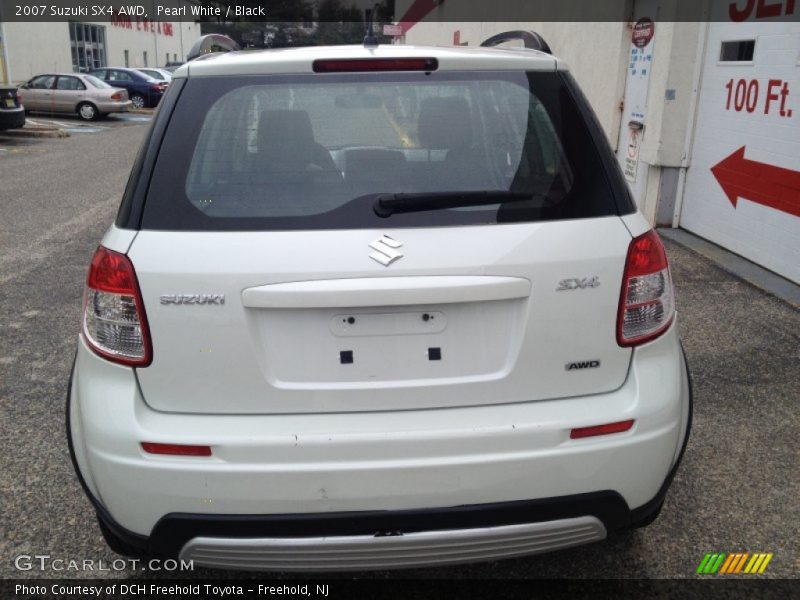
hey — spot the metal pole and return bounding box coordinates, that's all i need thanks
[152,0,159,66]
[0,6,13,83]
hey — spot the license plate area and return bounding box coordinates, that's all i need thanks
[4,98,15,108]
[330,311,446,337]
[248,299,526,387]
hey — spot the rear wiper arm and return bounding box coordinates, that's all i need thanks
[372,190,533,218]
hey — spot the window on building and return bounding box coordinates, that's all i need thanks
[70,22,107,72]
[124,50,129,68]
[720,40,755,62]
[143,51,148,67]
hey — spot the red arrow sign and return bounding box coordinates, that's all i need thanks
[711,146,800,218]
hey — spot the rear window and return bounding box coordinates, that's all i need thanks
[143,71,620,231]
[85,75,111,89]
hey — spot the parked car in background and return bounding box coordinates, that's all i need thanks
[163,61,184,73]
[88,67,167,109]
[0,85,25,130]
[18,73,132,121]
[136,68,173,83]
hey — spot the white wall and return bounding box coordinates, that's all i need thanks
[680,20,800,282]
[3,22,72,81]
[638,21,703,168]
[102,20,199,68]
[3,20,200,82]
[403,21,630,148]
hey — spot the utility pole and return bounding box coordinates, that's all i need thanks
[0,4,12,84]
[152,0,159,66]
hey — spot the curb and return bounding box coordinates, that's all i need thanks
[0,128,69,138]
[659,227,800,308]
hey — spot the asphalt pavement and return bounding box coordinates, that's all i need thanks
[0,120,797,581]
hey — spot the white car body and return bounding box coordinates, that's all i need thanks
[69,42,691,571]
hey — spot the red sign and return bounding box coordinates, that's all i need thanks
[110,15,174,37]
[711,146,800,218]
[724,78,793,117]
[729,0,797,22]
[632,18,655,48]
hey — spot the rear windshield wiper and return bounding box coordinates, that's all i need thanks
[372,190,534,218]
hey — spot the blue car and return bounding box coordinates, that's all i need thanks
[88,67,167,109]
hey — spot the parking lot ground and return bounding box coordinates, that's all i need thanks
[0,120,798,580]
[1,111,152,138]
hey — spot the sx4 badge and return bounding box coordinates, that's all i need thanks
[556,276,600,291]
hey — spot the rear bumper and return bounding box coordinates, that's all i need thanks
[68,322,691,566]
[95,100,133,113]
[178,515,607,571]
[0,105,26,130]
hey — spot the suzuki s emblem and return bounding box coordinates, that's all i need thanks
[369,235,404,267]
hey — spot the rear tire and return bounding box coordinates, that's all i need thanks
[97,515,147,558]
[130,94,145,110]
[77,102,98,121]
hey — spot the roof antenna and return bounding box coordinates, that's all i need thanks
[363,3,380,47]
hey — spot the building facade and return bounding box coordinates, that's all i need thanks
[0,17,200,83]
[396,0,800,284]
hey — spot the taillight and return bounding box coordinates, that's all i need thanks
[570,420,635,439]
[110,91,123,100]
[82,246,151,366]
[312,58,438,73]
[15,91,21,104]
[141,442,211,457]
[617,230,675,346]
[150,83,161,92]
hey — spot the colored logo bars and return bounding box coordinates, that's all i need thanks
[696,552,773,575]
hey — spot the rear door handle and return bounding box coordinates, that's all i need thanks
[242,276,531,309]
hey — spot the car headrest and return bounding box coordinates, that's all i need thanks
[258,110,316,154]
[417,97,473,150]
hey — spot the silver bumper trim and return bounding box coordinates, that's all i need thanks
[179,516,606,571]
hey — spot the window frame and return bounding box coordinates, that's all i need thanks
[718,39,756,66]
[56,76,86,91]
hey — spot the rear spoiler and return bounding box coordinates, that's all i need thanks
[186,34,241,62]
[480,30,552,54]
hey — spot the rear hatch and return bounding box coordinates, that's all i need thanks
[127,59,636,414]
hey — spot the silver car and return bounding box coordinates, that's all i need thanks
[18,73,133,121]
[136,68,173,83]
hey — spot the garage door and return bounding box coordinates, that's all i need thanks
[680,20,799,283]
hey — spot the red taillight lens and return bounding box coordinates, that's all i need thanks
[313,58,438,73]
[15,92,21,104]
[141,442,212,456]
[150,83,161,91]
[570,420,635,439]
[82,246,151,366]
[111,91,123,100]
[617,230,675,347]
